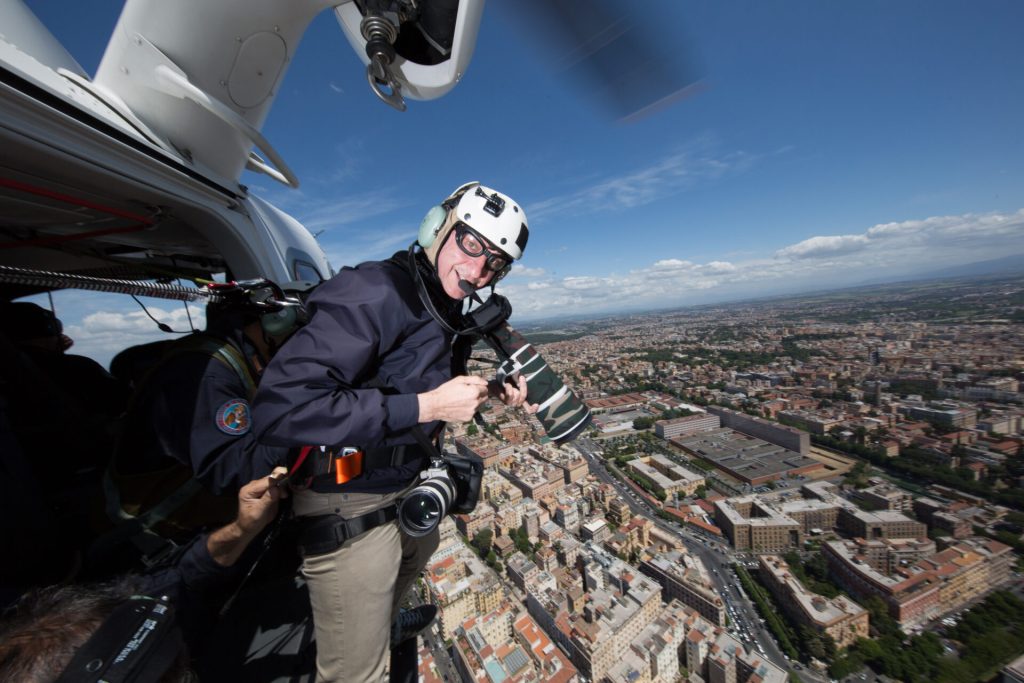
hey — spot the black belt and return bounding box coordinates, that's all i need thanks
[308,445,418,493]
[297,505,398,557]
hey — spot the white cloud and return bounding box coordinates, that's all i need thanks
[65,304,206,368]
[561,276,606,291]
[778,209,1024,262]
[500,208,1024,321]
[775,234,870,259]
[705,261,737,273]
[509,265,547,278]
[528,139,760,221]
[323,227,413,267]
[652,259,695,269]
[298,190,406,233]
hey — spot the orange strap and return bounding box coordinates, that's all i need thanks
[334,449,365,485]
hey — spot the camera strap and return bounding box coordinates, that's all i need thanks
[406,422,445,461]
[54,595,182,683]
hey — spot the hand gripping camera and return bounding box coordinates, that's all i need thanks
[462,293,593,445]
[486,323,592,444]
[397,453,483,537]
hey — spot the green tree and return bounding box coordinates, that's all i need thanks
[473,529,493,557]
[633,416,655,430]
[513,527,532,555]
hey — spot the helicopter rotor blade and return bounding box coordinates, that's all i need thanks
[499,0,704,122]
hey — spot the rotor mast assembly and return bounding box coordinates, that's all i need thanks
[361,9,406,111]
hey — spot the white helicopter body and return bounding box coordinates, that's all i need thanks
[0,0,483,288]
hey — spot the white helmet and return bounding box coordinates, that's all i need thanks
[418,182,530,269]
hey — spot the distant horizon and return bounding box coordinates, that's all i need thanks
[514,255,1024,329]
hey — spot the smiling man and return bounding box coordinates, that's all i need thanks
[253,181,533,682]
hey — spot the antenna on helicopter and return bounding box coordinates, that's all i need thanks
[131,295,194,334]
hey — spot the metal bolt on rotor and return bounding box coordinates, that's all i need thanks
[360,15,406,112]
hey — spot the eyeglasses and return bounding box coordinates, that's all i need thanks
[454,224,511,274]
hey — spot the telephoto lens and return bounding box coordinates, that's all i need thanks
[398,464,456,537]
[486,323,592,444]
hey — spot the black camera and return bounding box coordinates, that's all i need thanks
[397,453,483,537]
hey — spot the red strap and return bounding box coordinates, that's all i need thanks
[289,445,314,478]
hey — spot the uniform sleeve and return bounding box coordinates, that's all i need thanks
[137,533,237,599]
[187,360,290,494]
[252,268,421,450]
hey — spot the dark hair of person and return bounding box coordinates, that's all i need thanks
[0,580,192,682]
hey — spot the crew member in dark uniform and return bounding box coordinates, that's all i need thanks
[97,281,309,568]
[0,301,130,599]
[0,301,128,483]
[253,182,535,682]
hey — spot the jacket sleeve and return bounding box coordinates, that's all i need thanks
[137,532,238,599]
[185,359,290,494]
[252,267,421,450]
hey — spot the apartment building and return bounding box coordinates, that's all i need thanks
[838,508,927,540]
[655,412,720,439]
[758,555,869,649]
[627,454,705,498]
[451,605,580,683]
[851,483,914,512]
[822,536,1012,627]
[525,545,661,682]
[425,548,506,638]
[715,496,801,551]
[682,610,788,683]
[640,551,726,625]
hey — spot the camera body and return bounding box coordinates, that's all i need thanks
[397,453,483,537]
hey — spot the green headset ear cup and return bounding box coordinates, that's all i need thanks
[417,205,448,248]
[260,307,298,337]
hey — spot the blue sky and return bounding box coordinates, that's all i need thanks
[21,1,1024,365]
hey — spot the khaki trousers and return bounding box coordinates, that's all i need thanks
[296,488,439,683]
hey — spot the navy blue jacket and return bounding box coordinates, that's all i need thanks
[114,332,288,497]
[253,254,458,493]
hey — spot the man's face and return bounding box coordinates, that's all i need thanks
[434,228,499,299]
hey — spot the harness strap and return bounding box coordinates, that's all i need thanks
[157,335,257,398]
[297,505,398,557]
[208,341,258,399]
[94,470,204,563]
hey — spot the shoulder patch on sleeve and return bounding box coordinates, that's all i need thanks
[216,398,251,435]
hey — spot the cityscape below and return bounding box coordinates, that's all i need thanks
[414,273,1024,683]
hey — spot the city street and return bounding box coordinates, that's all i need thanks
[409,592,458,682]
[578,439,831,682]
